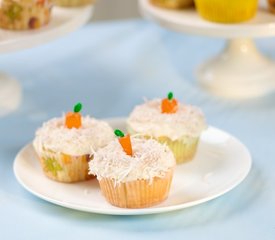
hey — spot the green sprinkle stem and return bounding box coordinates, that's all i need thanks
[74,102,82,113]
[168,92,173,100]
[114,129,125,138]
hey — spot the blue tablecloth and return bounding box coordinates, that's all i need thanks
[0,20,274,240]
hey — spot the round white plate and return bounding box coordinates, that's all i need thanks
[13,118,252,215]
[0,5,93,54]
[139,0,275,38]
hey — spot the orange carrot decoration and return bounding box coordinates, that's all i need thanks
[114,129,133,156]
[161,91,178,114]
[65,102,82,129]
[37,0,46,6]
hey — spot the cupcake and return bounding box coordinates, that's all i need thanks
[53,0,93,7]
[268,0,275,13]
[194,0,258,23]
[150,0,194,9]
[33,102,114,183]
[0,0,52,30]
[127,92,207,164]
[89,129,176,208]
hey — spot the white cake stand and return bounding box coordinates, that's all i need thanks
[139,0,275,99]
[0,5,93,116]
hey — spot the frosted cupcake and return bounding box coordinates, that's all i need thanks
[89,129,175,208]
[33,103,114,183]
[127,92,207,164]
[150,0,194,9]
[194,0,258,23]
[0,0,52,30]
[53,0,93,7]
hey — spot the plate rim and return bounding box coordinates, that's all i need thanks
[13,117,252,215]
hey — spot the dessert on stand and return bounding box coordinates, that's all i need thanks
[139,0,275,99]
[0,4,93,116]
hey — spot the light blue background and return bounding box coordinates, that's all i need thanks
[0,20,274,239]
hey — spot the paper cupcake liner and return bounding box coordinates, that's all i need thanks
[36,148,94,183]
[194,0,258,23]
[156,136,199,164]
[99,169,173,208]
[127,126,199,164]
[0,0,52,30]
[150,0,194,9]
[53,0,93,7]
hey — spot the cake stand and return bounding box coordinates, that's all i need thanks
[139,0,275,99]
[0,5,93,116]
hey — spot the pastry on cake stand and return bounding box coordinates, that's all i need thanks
[139,0,275,99]
[0,6,93,116]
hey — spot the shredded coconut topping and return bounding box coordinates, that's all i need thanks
[33,116,114,156]
[89,137,175,184]
[127,99,207,140]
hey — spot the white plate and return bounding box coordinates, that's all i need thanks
[13,118,252,215]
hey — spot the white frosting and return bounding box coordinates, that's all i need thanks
[127,99,207,140]
[33,116,114,156]
[89,137,175,184]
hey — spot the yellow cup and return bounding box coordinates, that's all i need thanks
[195,0,258,23]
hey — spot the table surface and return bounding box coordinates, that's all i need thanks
[0,19,274,240]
